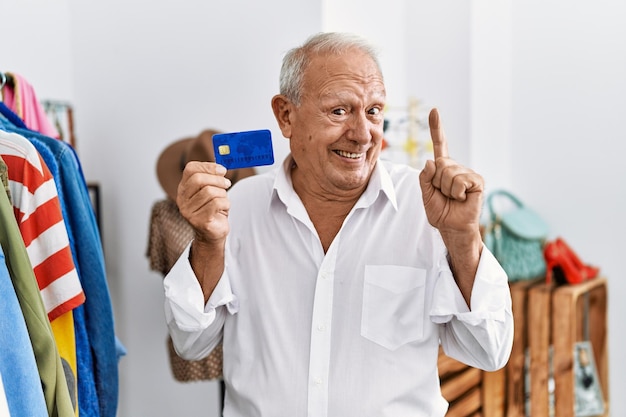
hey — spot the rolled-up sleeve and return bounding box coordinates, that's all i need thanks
[429,245,514,371]
[163,243,238,360]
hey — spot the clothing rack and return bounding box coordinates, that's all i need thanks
[1,70,123,417]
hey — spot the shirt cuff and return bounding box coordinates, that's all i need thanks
[163,242,238,332]
[430,244,510,325]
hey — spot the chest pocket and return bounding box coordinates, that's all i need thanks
[361,265,426,350]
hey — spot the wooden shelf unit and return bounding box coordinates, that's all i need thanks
[439,277,609,417]
[552,277,609,417]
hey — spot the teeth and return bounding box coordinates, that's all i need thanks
[336,150,362,159]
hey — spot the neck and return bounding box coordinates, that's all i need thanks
[290,165,362,253]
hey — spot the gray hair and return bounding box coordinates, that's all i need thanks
[279,32,383,106]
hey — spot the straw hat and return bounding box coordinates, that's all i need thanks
[156,129,255,201]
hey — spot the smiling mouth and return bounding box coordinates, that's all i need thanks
[334,150,364,159]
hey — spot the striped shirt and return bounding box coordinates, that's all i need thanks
[0,129,84,320]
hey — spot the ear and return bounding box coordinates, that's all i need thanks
[271,94,293,139]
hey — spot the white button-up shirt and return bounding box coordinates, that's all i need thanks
[164,156,513,417]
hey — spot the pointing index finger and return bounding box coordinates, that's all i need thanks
[429,108,449,159]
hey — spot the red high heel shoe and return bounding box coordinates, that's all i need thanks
[544,238,599,285]
[544,240,580,284]
[555,238,600,281]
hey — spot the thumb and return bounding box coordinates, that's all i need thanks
[419,159,436,199]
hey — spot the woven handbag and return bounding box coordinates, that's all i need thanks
[484,190,549,282]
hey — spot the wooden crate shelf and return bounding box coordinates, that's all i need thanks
[439,349,484,417]
[552,277,609,417]
[439,277,609,417]
[528,281,555,416]
[507,278,545,417]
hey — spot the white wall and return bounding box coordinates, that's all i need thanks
[469,0,513,191]
[511,3,626,414]
[406,1,472,167]
[2,0,625,416]
[1,0,74,100]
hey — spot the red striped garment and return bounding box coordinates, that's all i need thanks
[0,130,85,320]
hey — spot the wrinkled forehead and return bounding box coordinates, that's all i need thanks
[303,49,385,92]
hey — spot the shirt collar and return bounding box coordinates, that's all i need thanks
[272,154,398,212]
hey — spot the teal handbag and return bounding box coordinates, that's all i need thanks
[484,190,549,282]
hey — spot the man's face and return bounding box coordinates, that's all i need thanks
[288,48,386,196]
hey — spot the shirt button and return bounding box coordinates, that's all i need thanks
[317,324,326,331]
[314,378,323,386]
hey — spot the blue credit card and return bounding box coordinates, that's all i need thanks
[212,129,275,170]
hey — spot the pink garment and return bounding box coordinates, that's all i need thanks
[1,72,60,139]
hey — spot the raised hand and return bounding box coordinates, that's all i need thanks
[419,108,484,303]
[419,108,484,236]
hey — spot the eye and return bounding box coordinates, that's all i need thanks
[332,108,347,116]
[368,106,383,117]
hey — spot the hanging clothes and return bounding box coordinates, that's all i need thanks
[0,119,124,417]
[0,168,74,417]
[19,128,99,417]
[0,101,28,130]
[0,127,83,415]
[0,71,122,417]
[0,155,48,417]
[28,127,122,417]
[0,240,48,417]
[0,72,59,139]
[0,117,84,320]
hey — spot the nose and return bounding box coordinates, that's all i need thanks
[345,113,374,144]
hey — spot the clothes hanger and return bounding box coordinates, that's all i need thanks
[0,72,15,90]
